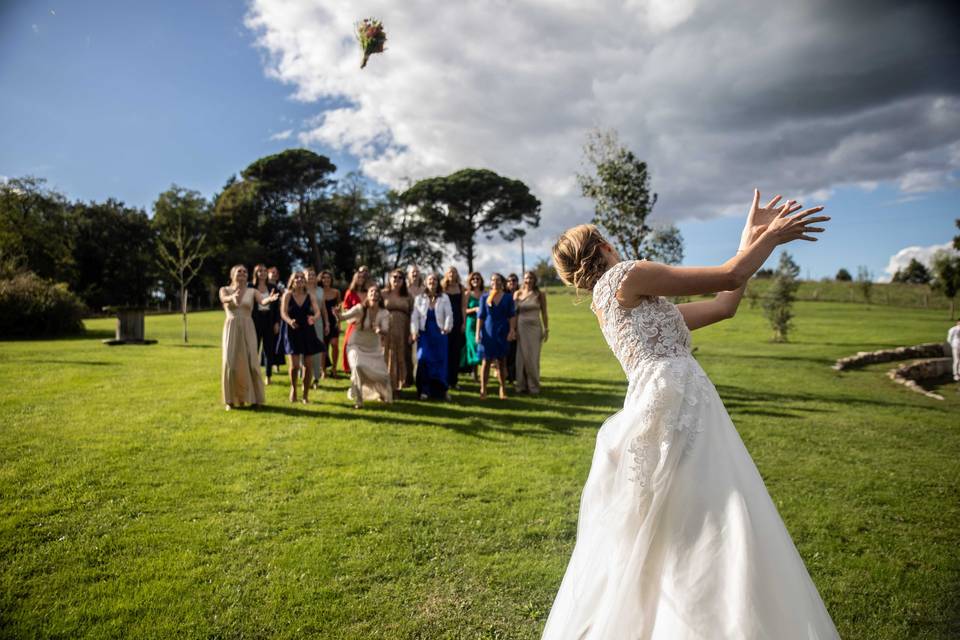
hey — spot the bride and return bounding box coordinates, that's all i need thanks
[543,191,839,639]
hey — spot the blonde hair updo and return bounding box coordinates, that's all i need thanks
[552,224,610,292]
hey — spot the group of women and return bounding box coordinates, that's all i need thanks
[219,263,549,410]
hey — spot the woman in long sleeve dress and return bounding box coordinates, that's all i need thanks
[342,285,393,409]
[278,271,324,403]
[411,273,453,401]
[476,273,517,400]
[383,269,413,394]
[220,265,278,410]
[541,193,838,639]
[461,272,484,379]
[441,267,466,390]
[513,271,549,395]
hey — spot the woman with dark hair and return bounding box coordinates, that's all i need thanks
[461,271,484,379]
[341,269,369,374]
[341,285,392,408]
[278,270,324,403]
[513,270,548,395]
[320,270,342,378]
[251,264,281,385]
[219,265,278,410]
[441,266,466,389]
[476,273,516,399]
[411,273,453,400]
[505,273,521,383]
[383,268,413,394]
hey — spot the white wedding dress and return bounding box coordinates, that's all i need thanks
[541,261,839,640]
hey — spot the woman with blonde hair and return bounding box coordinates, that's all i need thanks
[540,192,837,639]
[461,271,484,378]
[513,270,548,395]
[219,264,278,410]
[383,268,413,393]
[278,270,324,403]
[441,266,467,389]
[304,267,330,388]
[475,272,516,399]
[412,272,453,400]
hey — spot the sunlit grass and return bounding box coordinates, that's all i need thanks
[1,295,958,638]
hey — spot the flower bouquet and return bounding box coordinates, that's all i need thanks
[356,18,387,69]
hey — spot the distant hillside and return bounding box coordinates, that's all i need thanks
[744,278,953,311]
[547,279,955,313]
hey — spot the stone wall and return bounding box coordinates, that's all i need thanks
[886,358,953,401]
[832,342,949,371]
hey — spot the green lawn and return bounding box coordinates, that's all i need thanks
[1,295,958,639]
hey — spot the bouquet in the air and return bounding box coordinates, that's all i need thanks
[356,18,387,69]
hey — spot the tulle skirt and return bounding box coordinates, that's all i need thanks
[542,356,839,640]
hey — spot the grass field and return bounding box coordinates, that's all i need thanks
[1,294,958,639]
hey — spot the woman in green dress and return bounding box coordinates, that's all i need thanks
[461,271,484,378]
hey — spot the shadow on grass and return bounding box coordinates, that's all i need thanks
[713,383,933,415]
[46,359,120,367]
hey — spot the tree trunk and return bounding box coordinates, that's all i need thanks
[181,285,189,343]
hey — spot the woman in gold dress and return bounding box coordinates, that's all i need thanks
[383,269,413,394]
[219,264,278,410]
[513,270,549,395]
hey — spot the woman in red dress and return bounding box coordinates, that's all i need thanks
[341,267,369,373]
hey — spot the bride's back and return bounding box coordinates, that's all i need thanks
[592,260,693,376]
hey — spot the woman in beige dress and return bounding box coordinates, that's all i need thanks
[513,270,549,395]
[383,269,413,393]
[219,264,279,410]
[342,285,393,408]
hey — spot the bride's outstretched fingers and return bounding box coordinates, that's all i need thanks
[765,204,829,244]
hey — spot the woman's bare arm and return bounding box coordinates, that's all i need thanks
[617,195,827,307]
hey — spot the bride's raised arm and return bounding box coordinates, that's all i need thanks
[618,190,828,330]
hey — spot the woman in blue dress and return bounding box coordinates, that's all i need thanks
[411,273,453,400]
[476,272,517,399]
[278,271,324,403]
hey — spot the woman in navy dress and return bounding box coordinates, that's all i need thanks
[442,266,466,389]
[278,271,324,403]
[251,264,281,385]
[320,270,342,378]
[411,273,453,400]
[476,272,517,399]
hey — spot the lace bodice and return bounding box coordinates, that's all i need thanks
[591,260,693,376]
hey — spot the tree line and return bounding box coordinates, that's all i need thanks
[0,149,542,315]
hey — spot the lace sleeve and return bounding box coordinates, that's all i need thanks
[591,260,637,319]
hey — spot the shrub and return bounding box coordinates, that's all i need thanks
[0,270,86,338]
[762,252,800,342]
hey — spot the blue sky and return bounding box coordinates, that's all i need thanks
[1,0,958,281]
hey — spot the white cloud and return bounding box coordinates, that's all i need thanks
[269,129,294,141]
[880,242,959,282]
[244,0,960,272]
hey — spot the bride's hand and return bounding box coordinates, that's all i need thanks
[741,190,804,248]
[761,202,830,246]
